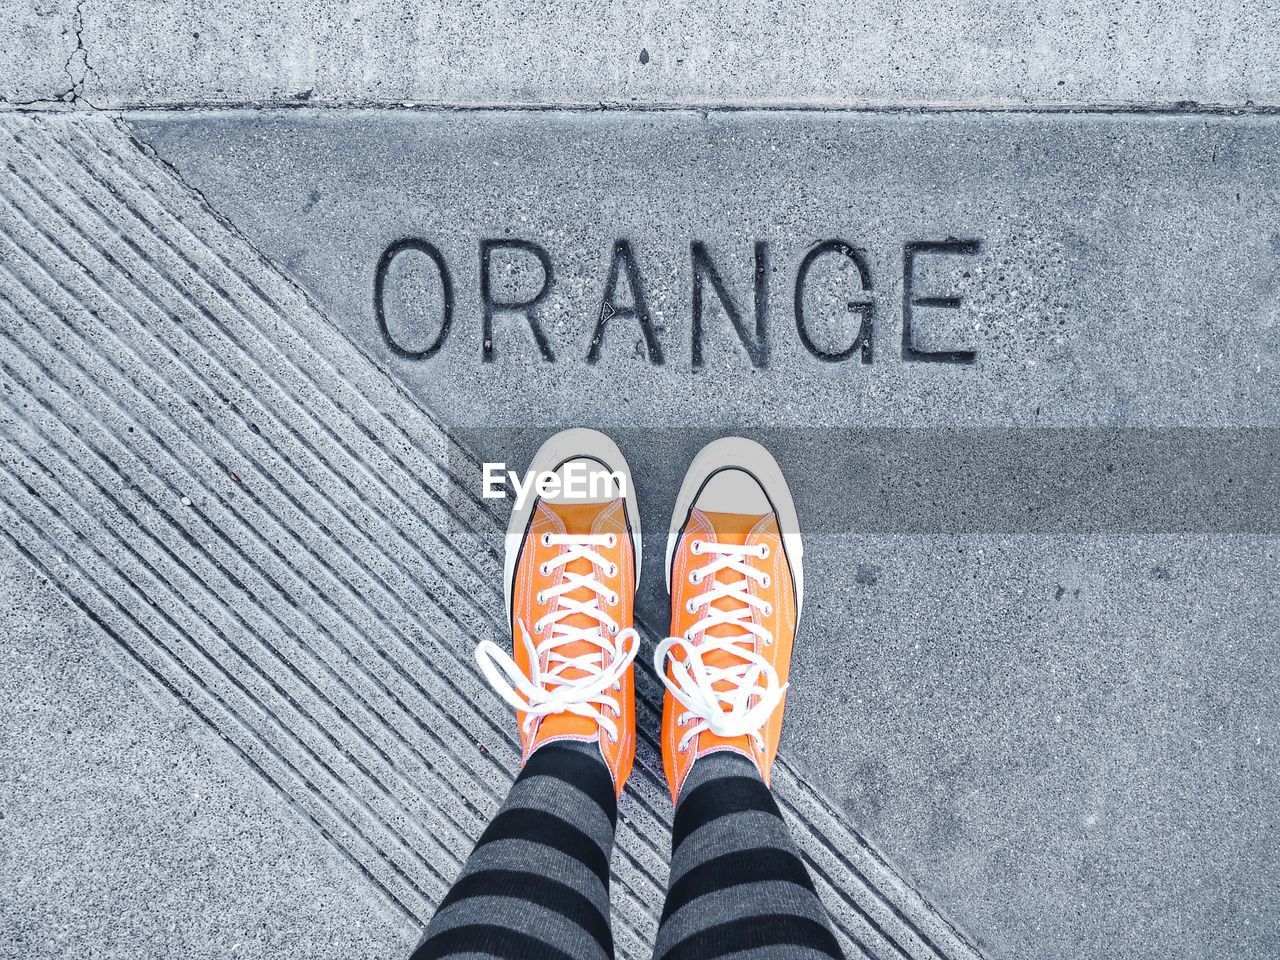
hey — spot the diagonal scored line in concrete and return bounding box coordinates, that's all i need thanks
[0,111,986,960]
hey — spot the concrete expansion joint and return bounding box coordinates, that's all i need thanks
[5,99,1280,117]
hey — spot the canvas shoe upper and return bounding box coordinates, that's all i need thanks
[655,438,803,802]
[475,430,641,795]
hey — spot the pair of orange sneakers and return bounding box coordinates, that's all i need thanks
[475,429,803,802]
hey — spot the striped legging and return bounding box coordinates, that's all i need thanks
[411,742,842,960]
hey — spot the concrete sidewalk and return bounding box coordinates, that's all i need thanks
[1,4,1277,960]
[136,106,1280,960]
[0,113,997,960]
[3,0,1279,109]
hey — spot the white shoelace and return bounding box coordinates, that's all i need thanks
[476,533,639,742]
[654,539,787,752]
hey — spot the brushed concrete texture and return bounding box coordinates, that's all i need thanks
[129,108,1280,959]
[0,538,414,960]
[2,0,1280,108]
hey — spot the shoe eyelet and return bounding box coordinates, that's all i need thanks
[608,591,620,607]
[608,731,618,743]
[763,633,773,646]
[691,540,704,555]
[762,602,773,616]
[686,598,697,614]
[689,571,701,585]
[607,562,618,577]
[605,533,617,548]
[540,532,552,547]
[760,573,770,588]
[684,631,696,642]
[536,590,546,604]
[609,624,619,636]
[758,544,770,559]
[679,740,690,753]
[539,562,551,576]
[613,680,621,691]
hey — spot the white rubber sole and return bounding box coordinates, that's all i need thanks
[502,428,642,626]
[664,436,804,617]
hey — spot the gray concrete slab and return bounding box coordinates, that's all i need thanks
[127,108,1280,960]
[1,1,1279,109]
[0,0,80,106]
[793,532,1280,960]
[129,108,1280,430]
[0,535,414,959]
[0,112,972,960]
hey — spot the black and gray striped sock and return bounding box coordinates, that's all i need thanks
[412,741,617,960]
[653,751,844,960]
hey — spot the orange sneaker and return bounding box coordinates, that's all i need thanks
[475,428,642,796]
[654,438,804,802]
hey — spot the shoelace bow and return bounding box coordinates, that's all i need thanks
[654,539,787,752]
[476,533,639,742]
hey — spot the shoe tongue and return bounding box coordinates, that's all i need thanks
[686,509,774,756]
[544,500,617,535]
[538,498,621,702]
[692,508,774,677]
[698,510,767,545]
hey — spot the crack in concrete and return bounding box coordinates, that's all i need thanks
[60,0,93,105]
[0,0,98,110]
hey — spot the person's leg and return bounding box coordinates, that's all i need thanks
[654,437,842,960]
[653,751,842,960]
[415,429,642,959]
[412,741,616,960]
